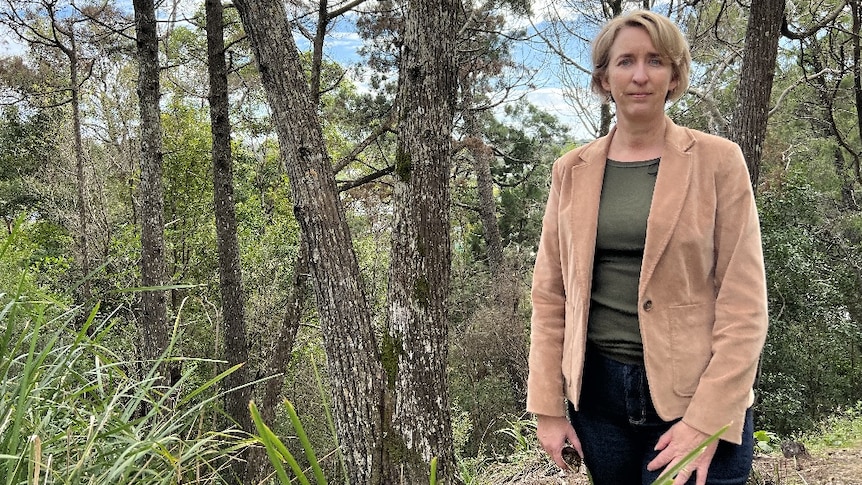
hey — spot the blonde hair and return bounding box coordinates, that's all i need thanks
[590,10,691,103]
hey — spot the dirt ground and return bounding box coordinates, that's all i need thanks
[485,446,862,484]
[750,447,862,485]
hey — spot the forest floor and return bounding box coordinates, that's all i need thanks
[749,447,862,485]
[483,444,862,484]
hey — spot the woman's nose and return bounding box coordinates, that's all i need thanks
[632,62,648,83]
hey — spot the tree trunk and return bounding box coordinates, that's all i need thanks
[133,0,170,380]
[0,3,93,304]
[205,0,252,482]
[598,1,623,137]
[384,0,459,481]
[474,147,503,271]
[804,42,858,210]
[460,79,528,409]
[600,103,612,137]
[730,0,784,190]
[231,2,386,482]
[852,0,862,187]
[462,84,503,274]
[69,38,91,304]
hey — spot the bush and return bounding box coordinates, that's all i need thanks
[0,233,248,483]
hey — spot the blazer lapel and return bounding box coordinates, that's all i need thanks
[639,117,695,294]
[569,133,610,294]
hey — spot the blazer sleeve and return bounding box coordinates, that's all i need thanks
[526,158,569,417]
[682,143,769,443]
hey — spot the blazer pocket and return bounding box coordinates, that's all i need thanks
[668,303,713,397]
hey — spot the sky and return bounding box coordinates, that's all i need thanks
[0,0,595,139]
[311,6,595,139]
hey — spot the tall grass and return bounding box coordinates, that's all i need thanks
[0,232,249,484]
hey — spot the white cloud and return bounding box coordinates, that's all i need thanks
[0,26,27,57]
[525,0,582,23]
[326,31,364,63]
[519,86,596,140]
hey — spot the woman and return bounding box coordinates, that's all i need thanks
[526,10,768,485]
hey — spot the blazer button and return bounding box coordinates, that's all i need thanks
[643,300,653,311]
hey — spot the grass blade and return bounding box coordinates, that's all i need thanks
[249,400,310,485]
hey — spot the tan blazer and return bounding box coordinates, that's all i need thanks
[526,116,768,444]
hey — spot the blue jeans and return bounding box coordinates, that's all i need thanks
[568,347,753,485]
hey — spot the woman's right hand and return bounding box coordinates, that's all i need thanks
[536,414,583,470]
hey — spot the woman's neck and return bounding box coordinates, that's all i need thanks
[607,116,667,162]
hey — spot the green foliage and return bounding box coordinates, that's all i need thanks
[0,106,57,223]
[447,103,563,463]
[754,430,779,454]
[0,284,249,483]
[162,99,218,286]
[251,400,443,485]
[450,413,539,484]
[1,219,73,302]
[249,399,325,485]
[478,100,563,250]
[495,417,536,455]
[800,402,862,452]
[757,169,862,435]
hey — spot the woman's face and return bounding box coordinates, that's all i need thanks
[601,26,678,123]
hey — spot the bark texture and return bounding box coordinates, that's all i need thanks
[385,0,459,481]
[133,0,170,374]
[205,0,252,482]
[231,2,386,482]
[730,0,784,189]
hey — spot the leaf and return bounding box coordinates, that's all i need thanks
[249,400,310,485]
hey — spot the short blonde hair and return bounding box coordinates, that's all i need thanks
[590,10,691,103]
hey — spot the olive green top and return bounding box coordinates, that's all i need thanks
[587,158,659,365]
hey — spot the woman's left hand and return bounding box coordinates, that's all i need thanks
[646,421,718,485]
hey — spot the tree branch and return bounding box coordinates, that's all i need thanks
[768,68,838,117]
[333,109,396,172]
[336,164,393,192]
[782,0,849,40]
[327,0,367,20]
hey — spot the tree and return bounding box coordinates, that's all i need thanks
[231,1,386,481]
[853,0,862,186]
[450,1,545,435]
[729,0,785,188]
[757,171,862,435]
[530,0,628,137]
[232,0,470,479]
[205,0,251,481]
[0,0,117,302]
[133,0,170,382]
[0,106,54,232]
[777,0,859,208]
[383,0,459,480]
[456,0,529,275]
